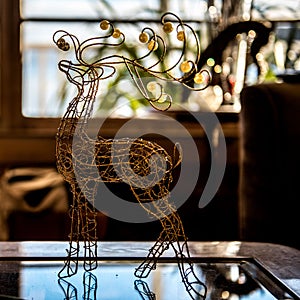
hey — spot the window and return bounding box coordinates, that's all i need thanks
[21,0,210,119]
[1,0,300,131]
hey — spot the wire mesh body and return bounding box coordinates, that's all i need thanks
[54,12,208,299]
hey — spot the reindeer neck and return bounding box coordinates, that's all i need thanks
[57,73,99,140]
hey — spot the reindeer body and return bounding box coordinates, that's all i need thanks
[54,16,207,298]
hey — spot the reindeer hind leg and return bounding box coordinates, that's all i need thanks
[171,239,207,300]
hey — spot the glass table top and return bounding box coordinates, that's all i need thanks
[0,257,298,300]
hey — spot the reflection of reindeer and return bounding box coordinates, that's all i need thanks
[54,13,209,299]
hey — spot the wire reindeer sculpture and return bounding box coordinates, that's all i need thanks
[53,12,210,300]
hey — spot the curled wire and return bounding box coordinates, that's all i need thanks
[53,12,211,111]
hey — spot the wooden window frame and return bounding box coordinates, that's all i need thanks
[0,0,60,136]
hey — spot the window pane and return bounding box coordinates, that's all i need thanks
[252,0,300,20]
[22,22,100,117]
[21,0,209,118]
[21,19,206,118]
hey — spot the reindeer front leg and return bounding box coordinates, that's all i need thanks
[82,194,98,272]
[58,183,81,278]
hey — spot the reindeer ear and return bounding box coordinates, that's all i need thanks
[172,142,183,168]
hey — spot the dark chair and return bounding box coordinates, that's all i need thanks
[239,82,300,249]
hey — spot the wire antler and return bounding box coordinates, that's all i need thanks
[53,12,210,111]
